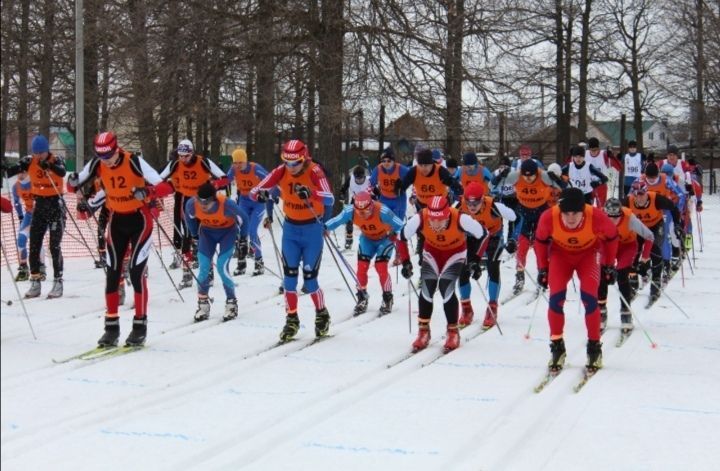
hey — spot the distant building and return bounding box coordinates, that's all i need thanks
[594,120,674,151]
[4,126,76,161]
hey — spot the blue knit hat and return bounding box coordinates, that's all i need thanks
[462,152,478,166]
[31,135,49,154]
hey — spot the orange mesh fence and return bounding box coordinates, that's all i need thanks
[1,191,177,266]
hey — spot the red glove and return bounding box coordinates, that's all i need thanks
[0,196,12,213]
[213,177,230,190]
[395,238,410,264]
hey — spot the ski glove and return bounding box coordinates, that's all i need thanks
[468,260,483,280]
[602,265,617,285]
[505,238,517,254]
[590,180,601,189]
[371,186,381,198]
[537,269,548,290]
[673,226,685,243]
[67,172,79,188]
[256,189,270,203]
[696,200,703,212]
[496,166,510,178]
[294,184,311,200]
[401,260,413,279]
[76,199,91,213]
[262,217,272,229]
[637,259,650,276]
[38,158,50,170]
[132,187,149,200]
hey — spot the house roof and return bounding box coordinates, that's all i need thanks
[594,120,656,145]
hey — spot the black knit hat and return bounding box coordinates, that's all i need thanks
[558,187,586,213]
[197,182,217,202]
[520,159,538,176]
[645,162,659,177]
[416,149,434,165]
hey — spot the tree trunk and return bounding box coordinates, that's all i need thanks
[84,0,100,160]
[0,0,15,156]
[444,0,464,159]
[630,41,643,150]
[38,0,55,137]
[317,0,345,191]
[693,0,706,144]
[555,0,565,163]
[254,0,276,168]
[18,0,30,156]
[127,0,159,165]
[563,7,573,151]
[577,0,593,140]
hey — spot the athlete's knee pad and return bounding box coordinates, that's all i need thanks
[303,266,319,280]
[283,265,299,277]
[580,290,598,315]
[548,290,567,314]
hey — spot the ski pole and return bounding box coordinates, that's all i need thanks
[149,238,185,303]
[407,278,412,333]
[0,242,36,339]
[615,285,657,348]
[524,289,543,340]
[648,280,690,319]
[696,211,703,251]
[151,211,204,286]
[325,233,359,284]
[475,279,503,335]
[323,235,357,303]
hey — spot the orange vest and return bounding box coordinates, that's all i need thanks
[28,155,64,197]
[615,207,638,244]
[378,164,402,198]
[414,164,447,205]
[352,202,392,240]
[279,162,325,222]
[98,152,146,213]
[14,180,34,212]
[461,168,489,195]
[194,193,235,229]
[629,192,663,228]
[460,196,502,236]
[550,205,597,252]
[172,155,212,197]
[515,173,549,209]
[234,163,262,196]
[420,207,466,251]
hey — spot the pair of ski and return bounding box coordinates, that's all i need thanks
[52,345,144,364]
[533,364,599,393]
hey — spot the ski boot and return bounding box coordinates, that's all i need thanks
[353,290,369,316]
[169,253,182,270]
[47,278,63,299]
[315,308,331,337]
[194,298,211,322]
[670,256,680,274]
[15,263,29,282]
[38,264,47,281]
[412,324,431,352]
[118,280,126,306]
[125,316,148,347]
[379,291,394,315]
[548,338,566,372]
[648,289,661,306]
[233,258,247,276]
[301,285,310,295]
[599,303,608,333]
[222,298,238,322]
[512,271,524,295]
[98,316,120,347]
[344,234,353,250]
[458,300,474,328]
[179,268,193,289]
[620,310,634,333]
[25,279,41,298]
[279,314,300,343]
[482,301,499,330]
[94,256,107,269]
[252,258,265,276]
[586,340,603,371]
[443,325,460,353]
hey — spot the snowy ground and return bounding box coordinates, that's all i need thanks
[2,198,719,471]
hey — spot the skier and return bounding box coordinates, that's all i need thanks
[185,182,248,322]
[325,191,404,315]
[534,187,619,372]
[622,140,645,197]
[226,148,271,276]
[623,180,682,306]
[159,139,227,287]
[338,165,371,249]
[67,131,173,347]
[250,140,334,343]
[457,182,516,330]
[395,196,488,353]
[13,135,66,298]
[10,157,45,281]
[599,198,654,333]
[458,152,493,198]
[584,137,620,206]
[369,147,409,220]
[492,158,560,297]
[561,145,608,204]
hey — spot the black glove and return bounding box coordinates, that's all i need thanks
[549,173,563,185]
[602,265,617,285]
[498,166,510,178]
[256,189,269,203]
[17,213,23,222]
[262,217,272,229]
[674,226,684,243]
[77,200,91,213]
[468,260,483,280]
[401,260,413,279]
[537,269,548,290]
[371,186,381,198]
[38,159,50,170]
[132,187,148,200]
[67,172,79,188]
[590,180,601,189]
[696,200,703,212]
[637,259,650,276]
[505,238,517,254]
[294,184,311,200]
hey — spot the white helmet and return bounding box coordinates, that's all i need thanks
[177,139,194,155]
[548,163,562,177]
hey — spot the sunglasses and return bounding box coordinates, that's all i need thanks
[466,199,482,207]
[381,159,393,163]
[198,196,216,205]
[284,159,304,168]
